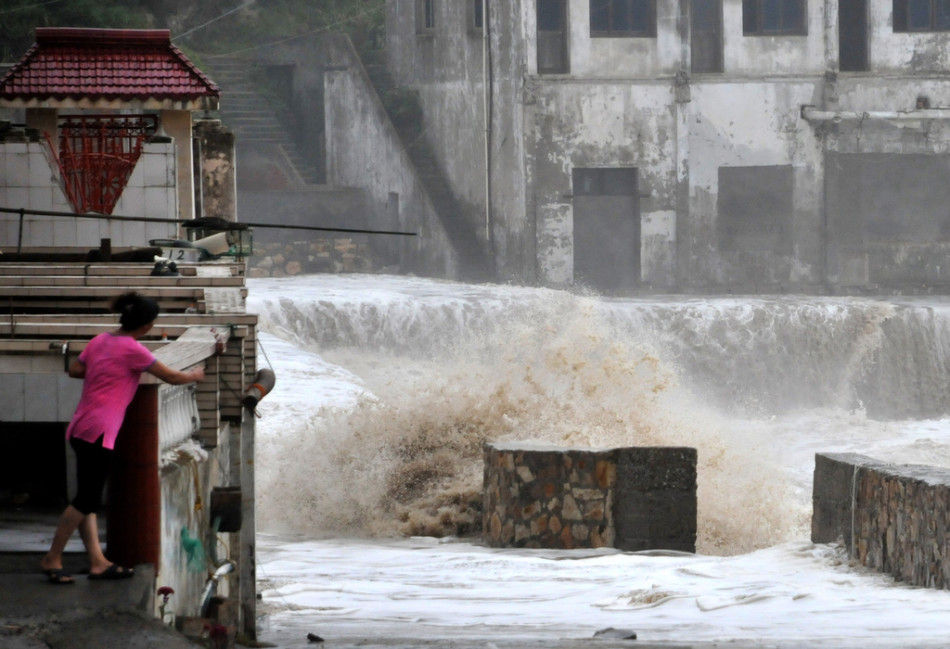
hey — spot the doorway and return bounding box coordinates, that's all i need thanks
[572,168,640,292]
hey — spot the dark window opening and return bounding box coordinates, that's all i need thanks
[839,0,868,71]
[893,0,950,31]
[538,0,569,74]
[691,0,723,73]
[742,0,806,34]
[718,166,794,255]
[590,0,656,36]
[417,0,436,33]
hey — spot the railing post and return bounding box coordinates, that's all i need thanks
[16,208,24,253]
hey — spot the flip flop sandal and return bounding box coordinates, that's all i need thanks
[88,564,135,580]
[44,569,75,585]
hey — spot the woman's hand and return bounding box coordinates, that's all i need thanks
[68,358,86,378]
[148,361,205,385]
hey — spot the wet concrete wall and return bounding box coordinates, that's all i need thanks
[813,452,950,589]
[384,0,950,292]
[323,33,460,278]
[387,0,530,281]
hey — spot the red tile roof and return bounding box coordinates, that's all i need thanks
[0,28,219,104]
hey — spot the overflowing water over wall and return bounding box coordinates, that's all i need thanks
[249,276,950,555]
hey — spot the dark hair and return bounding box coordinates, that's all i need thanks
[113,292,160,331]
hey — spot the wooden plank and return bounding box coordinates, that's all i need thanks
[0,286,207,298]
[6,313,258,326]
[0,276,244,288]
[0,264,200,277]
[0,299,204,313]
[0,323,248,338]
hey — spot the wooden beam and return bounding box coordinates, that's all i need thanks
[4,314,258,325]
[0,276,245,287]
[0,323,248,339]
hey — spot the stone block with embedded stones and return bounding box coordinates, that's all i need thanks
[483,442,696,551]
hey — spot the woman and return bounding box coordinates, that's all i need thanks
[41,292,205,584]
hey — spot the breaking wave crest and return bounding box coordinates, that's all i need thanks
[250,276,950,554]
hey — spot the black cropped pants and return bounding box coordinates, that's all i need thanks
[69,436,114,515]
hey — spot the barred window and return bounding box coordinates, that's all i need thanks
[742,0,807,35]
[893,0,950,31]
[590,0,656,37]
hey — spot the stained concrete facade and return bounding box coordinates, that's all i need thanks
[385,0,950,292]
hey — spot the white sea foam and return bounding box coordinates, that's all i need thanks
[248,275,950,645]
[249,276,950,553]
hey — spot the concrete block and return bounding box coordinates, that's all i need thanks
[3,148,28,185]
[28,186,53,211]
[144,186,172,219]
[141,152,169,187]
[23,216,53,247]
[117,185,146,217]
[24,373,58,421]
[57,374,82,422]
[28,153,53,187]
[0,374,26,421]
[125,156,146,189]
[52,216,78,247]
[51,184,71,210]
[77,218,101,246]
[4,187,29,210]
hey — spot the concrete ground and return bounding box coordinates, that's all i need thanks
[0,551,202,649]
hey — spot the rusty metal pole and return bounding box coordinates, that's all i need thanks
[16,208,24,253]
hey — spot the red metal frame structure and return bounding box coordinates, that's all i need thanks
[45,114,157,215]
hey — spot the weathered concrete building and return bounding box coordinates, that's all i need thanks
[380,0,950,292]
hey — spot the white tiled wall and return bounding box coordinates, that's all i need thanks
[0,372,82,422]
[0,139,179,248]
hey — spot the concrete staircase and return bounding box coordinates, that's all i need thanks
[202,56,323,185]
[364,62,494,281]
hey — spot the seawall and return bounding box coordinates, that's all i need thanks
[813,452,950,588]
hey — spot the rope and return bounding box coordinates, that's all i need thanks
[0,0,65,14]
[202,4,384,57]
[175,0,257,40]
[257,336,274,371]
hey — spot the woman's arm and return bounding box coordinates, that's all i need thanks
[68,358,86,378]
[146,361,205,385]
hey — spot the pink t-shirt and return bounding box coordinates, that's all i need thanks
[66,332,156,450]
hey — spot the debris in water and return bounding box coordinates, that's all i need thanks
[306,632,324,643]
[594,627,638,640]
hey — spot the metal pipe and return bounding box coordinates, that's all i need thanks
[16,208,24,254]
[199,560,237,617]
[482,0,492,247]
[801,105,950,122]
[0,205,416,237]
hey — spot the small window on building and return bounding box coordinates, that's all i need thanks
[416,0,436,34]
[470,0,487,33]
[590,0,657,36]
[893,0,950,31]
[742,0,807,35]
[538,0,570,74]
